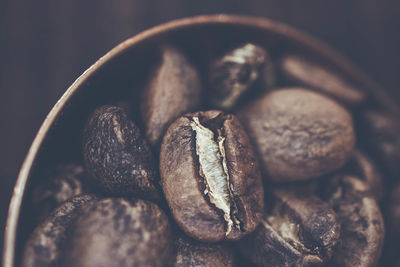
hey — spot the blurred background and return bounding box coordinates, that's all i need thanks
[1,0,400,257]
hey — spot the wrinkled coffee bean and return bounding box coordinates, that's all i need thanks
[160,110,264,242]
[238,88,355,182]
[31,163,84,223]
[361,110,400,176]
[344,150,384,201]
[173,233,234,267]
[60,198,173,267]
[83,105,160,199]
[279,54,365,105]
[141,45,202,147]
[21,194,97,267]
[209,43,275,109]
[238,188,340,267]
[322,175,384,267]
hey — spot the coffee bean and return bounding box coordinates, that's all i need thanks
[141,45,202,148]
[279,54,365,105]
[209,43,275,109]
[238,88,355,182]
[59,198,173,267]
[21,194,97,267]
[31,163,84,223]
[237,188,340,267]
[322,175,384,267]
[83,105,160,199]
[173,233,234,267]
[361,110,400,176]
[160,110,264,242]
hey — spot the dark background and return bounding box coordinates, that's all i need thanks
[1,0,400,257]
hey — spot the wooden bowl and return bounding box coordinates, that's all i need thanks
[4,14,399,267]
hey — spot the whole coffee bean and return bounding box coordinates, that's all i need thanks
[344,150,384,201]
[173,233,234,267]
[238,88,355,182]
[238,188,340,267]
[209,43,275,109]
[160,110,264,242]
[59,198,173,267]
[31,163,84,223]
[322,175,384,267]
[21,194,97,267]
[141,45,202,148]
[361,110,400,176]
[83,105,160,200]
[279,54,365,105]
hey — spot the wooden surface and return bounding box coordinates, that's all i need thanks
[1,0,400,257]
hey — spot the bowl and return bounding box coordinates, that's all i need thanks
[3,14,399,267]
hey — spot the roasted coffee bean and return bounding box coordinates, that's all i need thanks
[160,110,264,242]
[60,198,173,267]
[173,233,234,267]
[388,183,400,237]
[31,163,84,223]
[279,54,365,105]
[141,45,202,148]
[83,105,160,199]
[21,194,97,267]
[209,43,275,109]
[238,88,355,182]
[361,110,400,176]
[343,150,384,201]
[322,175,384,267]
[238,188,340,267]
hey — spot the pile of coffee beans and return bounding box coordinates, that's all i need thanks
[21,42,400,267]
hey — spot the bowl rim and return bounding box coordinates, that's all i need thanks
[3,14,397,267]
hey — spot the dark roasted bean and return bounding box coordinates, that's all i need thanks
[160,110,264,242]
[322,175,384,267]
[83,105,161,199]
[238,188,340,267]
[21,194,97,267]
[59,198,173,267]
[209,43,275,109]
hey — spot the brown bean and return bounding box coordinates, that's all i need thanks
[209,43,275,109]
[160,110,264,242]
[59,198,173,267]
[238,188,340,267]
[83,105,161,200]
[141,45,202,148]
[238,88,355,182]
[21,194,97,267]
